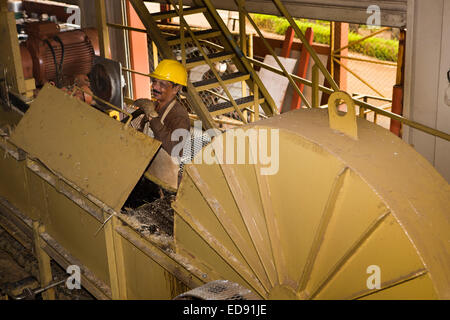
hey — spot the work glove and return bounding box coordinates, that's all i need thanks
[133,98,158,119]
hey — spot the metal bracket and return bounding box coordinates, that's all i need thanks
[328,91,358,140]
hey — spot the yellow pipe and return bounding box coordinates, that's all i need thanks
[167,0,249,123]
[179,0,186,66]
[330,21,335,79]
[122,67,151,78]
[72,86,134,127]
[333,27,390,54]
[248,57,330,93]
[244,8,311,108]
[334,54,398,67]
[106,22,174,37]
[352,93,392,102]
[248,58,450,141]
[355,99,450,141]
[312,64,319,108]
[333,58,385,98]
[95,0,111,59]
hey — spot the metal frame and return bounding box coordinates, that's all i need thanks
[248,57,450,141]
[0,125,205,299]
[128,0,217,129]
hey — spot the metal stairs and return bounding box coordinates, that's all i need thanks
[129,0,278,129]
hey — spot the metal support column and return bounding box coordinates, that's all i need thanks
[238,0,248,120]
[95,0,111,59]
[32,221,55,300]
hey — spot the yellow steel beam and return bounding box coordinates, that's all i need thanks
[334,54,397,67]
[128,0,217,130]
[250,57,450,141]
[194,74,250,92]
[166,30,222,45]
[107,22,146,33]
[167,0,249,123]
[253,81,259,120]
[0,0,7,11]
[122,67,150,78]
[189,113,244,126]
[32,222,55,300]
[333,27,390,54]
[0,9,27,94]
[238,0,248,120]
[330,21,335,79]
[312,64,319,108]
[271,0,339,92]
[106,22,175,38]
[248,57,330,94]
[354,99,450,141]
[95,0,111,59]
[151,6,207,21]
[352,93,392,102]
[243,8,311,108]
[179,0,186,66]
[201,0,278,116]
[333,58,385,98]
[209,97,265,117]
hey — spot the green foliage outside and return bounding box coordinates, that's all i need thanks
[251,14,399,62]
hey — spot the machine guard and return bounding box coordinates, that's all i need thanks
[10,84,161,211]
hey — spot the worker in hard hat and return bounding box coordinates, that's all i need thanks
[133,59,190,158]
[132,59,191,190]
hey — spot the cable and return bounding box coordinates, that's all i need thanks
[44,36,65,88]
[53,36,65,87]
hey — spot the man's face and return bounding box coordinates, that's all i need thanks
[151,78,180,103]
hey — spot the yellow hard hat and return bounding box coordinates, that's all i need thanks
[150,59,187,86]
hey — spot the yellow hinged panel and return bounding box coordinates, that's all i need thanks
[10,84,161,211]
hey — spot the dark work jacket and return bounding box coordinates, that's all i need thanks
[149,99,190,157]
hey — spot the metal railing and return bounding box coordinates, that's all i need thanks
[95,0,450,142]
[332,26,395,98]
[249,56,450,141]
[103,0,266,125]
[241,0,450,141]
[168,0,249,123]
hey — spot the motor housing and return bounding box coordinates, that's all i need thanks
[20,21,99,87]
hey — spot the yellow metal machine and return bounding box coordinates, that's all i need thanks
[0,0,449,300]
[0,83,449,300]
[174,92,450,299]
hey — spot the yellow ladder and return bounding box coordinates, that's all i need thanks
[128,0,278,129]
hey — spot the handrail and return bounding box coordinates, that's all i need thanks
[271,0,339,92]
[179,0,186,65]
[249,58,450,141]
[238,3,311,109]
[72,86,134,127]
[201,0,278,116]
[352,93,392,102]
[107,0,449,141]
[122,67,150,78]
[248,57,332,94]
[333,57,385,97]
[167,0,249,123]
[333,27,390,55]
[334,54,398,67]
